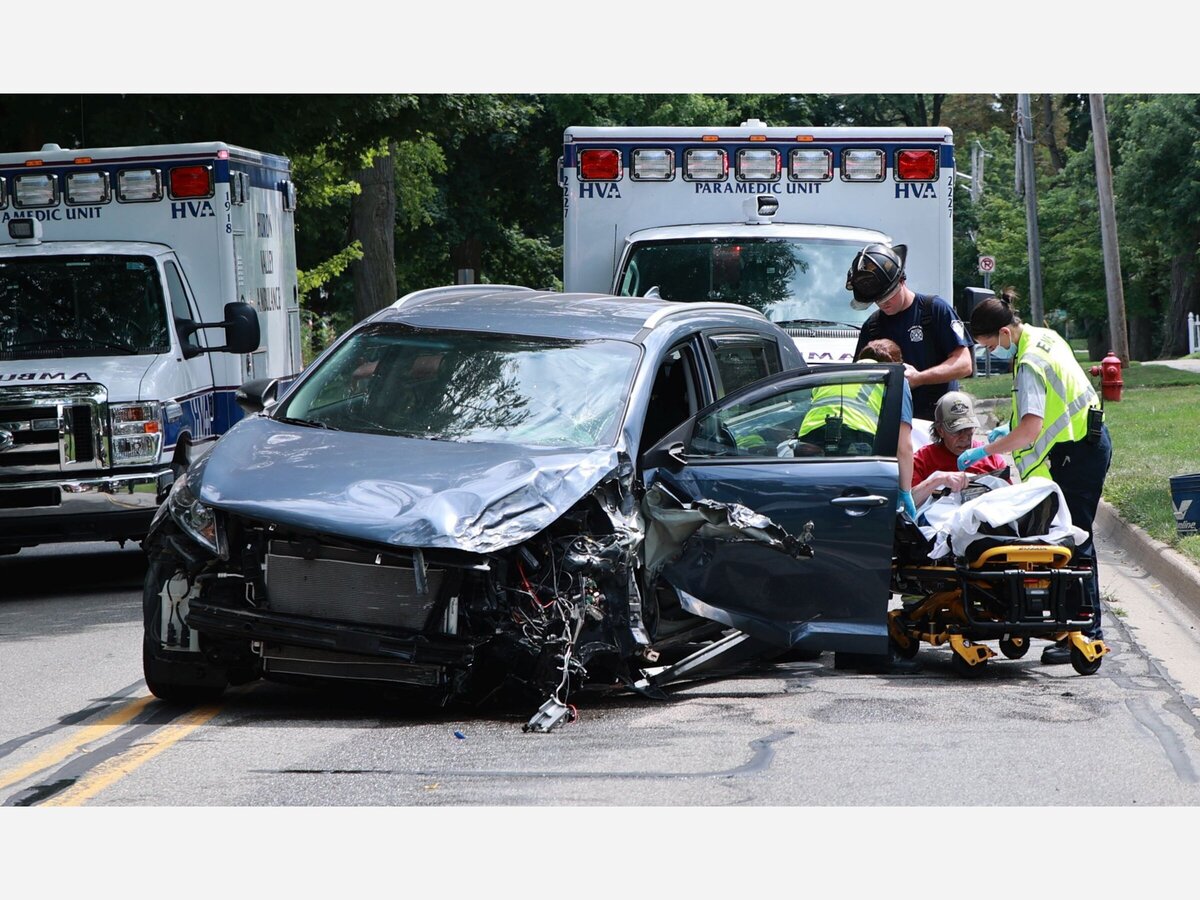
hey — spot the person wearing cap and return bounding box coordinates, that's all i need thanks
[847,243,974,421]
[911,391,1007,508]
[958,297,1111,664]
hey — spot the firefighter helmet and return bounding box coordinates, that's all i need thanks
[846,243,907,310]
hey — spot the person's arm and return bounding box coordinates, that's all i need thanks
[912,469,968,506]
[898,421,913,493]
[982,412,1042,456]
[960,414,1042,473]
[906,344,973,387]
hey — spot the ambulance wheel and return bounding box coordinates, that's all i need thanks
[950,651,988,678]
[1070,644,1103,676]
[999,636,1030,659]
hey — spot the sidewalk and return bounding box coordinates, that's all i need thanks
[1142,358,1200,373]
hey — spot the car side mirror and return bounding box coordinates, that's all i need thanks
[236,377,279,415]
[641,441,687,472]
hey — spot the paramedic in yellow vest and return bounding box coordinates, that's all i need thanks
[797,338,916,519]
[958,297,1112,665]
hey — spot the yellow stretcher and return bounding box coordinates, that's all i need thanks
[889,538,1110,677]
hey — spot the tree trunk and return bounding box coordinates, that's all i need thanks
[1160,250,1200,358]
[1041,95,1067,172]
[349,144,397,324]
[1128,314,1155,361]
[1086,328,1107,364]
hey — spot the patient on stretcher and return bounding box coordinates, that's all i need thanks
[909,474,1089,563]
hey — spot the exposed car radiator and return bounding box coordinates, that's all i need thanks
[265,541,445,630]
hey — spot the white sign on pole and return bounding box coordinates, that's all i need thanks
[978,255,996,274]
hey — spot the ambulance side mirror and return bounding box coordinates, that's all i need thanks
[179,302,261,356]
[213,302,261,354]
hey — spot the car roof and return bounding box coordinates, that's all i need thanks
[379,285,779,343]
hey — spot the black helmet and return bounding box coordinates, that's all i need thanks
[846,243,907,310]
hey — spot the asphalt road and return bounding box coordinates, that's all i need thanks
[2,530,1199,890]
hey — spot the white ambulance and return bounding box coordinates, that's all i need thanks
[561,121,955,365]
[0,141,300,553]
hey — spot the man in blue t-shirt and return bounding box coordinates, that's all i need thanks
[847,243,974,421]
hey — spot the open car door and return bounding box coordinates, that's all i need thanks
[641,363,906,657]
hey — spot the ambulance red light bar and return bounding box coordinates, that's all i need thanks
[789,149,832,182]
[631,149,674,181]
[169,165,214,199]
[117,168,163,202]
[13,173,58,208]
[841,149,885,182]
[896,149,938,181]
[683,148,728,182]
[736,149,780,182]
[579,149,621,181]
[66,171,111,205]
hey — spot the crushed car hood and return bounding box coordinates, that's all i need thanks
[198,417,621,553]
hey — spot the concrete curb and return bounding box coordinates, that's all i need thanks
[1095,499,1200,619]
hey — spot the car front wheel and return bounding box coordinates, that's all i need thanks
[142,548,228,704]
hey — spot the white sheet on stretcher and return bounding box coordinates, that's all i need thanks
[917,479,1089,561]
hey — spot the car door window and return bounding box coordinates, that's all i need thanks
[639,343,702,457]
[706,334,781,398]
[687,368,895,460]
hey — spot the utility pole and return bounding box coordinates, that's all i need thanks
[1089,94,1131,364]
[1017,94,1045,326]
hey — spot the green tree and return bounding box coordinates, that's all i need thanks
[1109,94,1200,357]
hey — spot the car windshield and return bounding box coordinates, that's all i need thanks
[618,237,874,328]
[0,254,170,359]
[277,323,641,448]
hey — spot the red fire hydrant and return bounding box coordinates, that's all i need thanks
[1091,350,1124,402]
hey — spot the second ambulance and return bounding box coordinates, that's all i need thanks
[561,120,954,365]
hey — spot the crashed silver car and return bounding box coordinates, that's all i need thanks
[143,286,908,730]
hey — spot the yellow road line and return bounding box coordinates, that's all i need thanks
[0,695,155,793]
[40,703,221,806]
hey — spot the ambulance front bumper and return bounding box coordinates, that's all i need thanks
[0,468,175,544]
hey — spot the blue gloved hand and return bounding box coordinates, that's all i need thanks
[899,490,917,520]
[957,446,988,471]
[987,424,1010,442]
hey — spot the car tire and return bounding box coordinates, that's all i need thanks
[142,548,228,704]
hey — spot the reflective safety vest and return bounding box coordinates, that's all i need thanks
[798,381,882,439]
[1009,324,1100,481]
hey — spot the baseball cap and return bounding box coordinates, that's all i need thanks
[933,391,979,433]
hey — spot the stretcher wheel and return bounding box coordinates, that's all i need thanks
[1070,644,1103,676]
[893,636,920,660]
[999,636,1030,660]
[950,651,988,678]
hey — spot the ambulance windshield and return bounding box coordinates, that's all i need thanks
[0,254,171,359]
[618,237,874,329]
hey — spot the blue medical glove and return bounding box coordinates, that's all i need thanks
[957,446,988,471]
[987,424,1010,442]
[899,490,917,520]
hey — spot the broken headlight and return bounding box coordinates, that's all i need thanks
[166,471,220,554]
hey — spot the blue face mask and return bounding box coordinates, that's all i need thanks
[989,331,1015,361]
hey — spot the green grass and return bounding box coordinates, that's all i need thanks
[962,366,1200,567]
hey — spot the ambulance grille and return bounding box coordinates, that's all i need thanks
[0,387,105,474]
